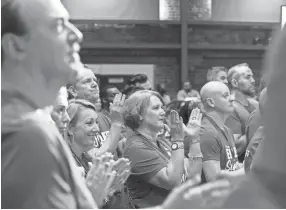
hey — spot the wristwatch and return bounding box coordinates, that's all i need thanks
[171,142,184,151]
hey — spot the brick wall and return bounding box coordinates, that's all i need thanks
[80,49,180,99]
[75,22,271,97]
[187,51,264,91]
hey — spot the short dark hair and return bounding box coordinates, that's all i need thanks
[101,84,119,99]
[1,0,27,62]
[121,85,145,98]
[179,100,203,125]
[127,74,148,86]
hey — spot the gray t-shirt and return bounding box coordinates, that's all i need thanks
[1,110,96,208]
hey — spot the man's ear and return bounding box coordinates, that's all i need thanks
[68,86,77,98]
[206,98,215,108]
[231,79,238,88]
[2,33,27,61]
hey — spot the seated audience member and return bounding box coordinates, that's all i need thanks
[223,26,286,209]
[177,81,200,101]
[225,63,258,162]
[122,90,202,208]
[244,88,267,173]
[206,66,228,84]
[156,83,171,105]
[50,86,70,135]
[200,82,241,183]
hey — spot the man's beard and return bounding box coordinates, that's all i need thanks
[241,86,256,97]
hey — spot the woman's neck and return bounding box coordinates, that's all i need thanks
[70,141,86,158]
[136,126,158,141]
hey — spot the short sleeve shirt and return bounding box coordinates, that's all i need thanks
[200,115,240,182]
[123,132,171,208]
[225,100,257,135]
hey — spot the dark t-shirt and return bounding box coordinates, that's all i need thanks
[200,115,240,182]
[245,108,262,145]
[244,126,264,173]
[225,100,257,162]
[123,132,172,208]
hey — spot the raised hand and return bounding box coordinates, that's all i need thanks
[184,108,202,140]
[161,175,231,209]
[85,153,116,207]
[169,110,185,142]
[110,93,126,125]
[107,158,131,196]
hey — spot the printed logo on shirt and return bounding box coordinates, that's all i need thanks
[225,146,240,171]
[94,131,110,148]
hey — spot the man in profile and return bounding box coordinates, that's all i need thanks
[199,82,241,183]
[225,63,258,162]
[223,27,286,209]
[1,0,96,208]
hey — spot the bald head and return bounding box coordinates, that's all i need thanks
[200,81,233,113]
[201,81,230,102]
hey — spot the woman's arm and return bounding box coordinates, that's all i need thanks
[149,142,185,190]
[186,139,203,179]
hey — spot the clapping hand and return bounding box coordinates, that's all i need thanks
[110,93,126,125]
[85,153,116,207]
[169,110,185,142]
[108,158,131,196]
[161,175,231,209]
[183,108,202,140]
[217,168,245,190]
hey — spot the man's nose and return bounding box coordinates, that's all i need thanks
[63,112,70,124]
[67,22,83,45]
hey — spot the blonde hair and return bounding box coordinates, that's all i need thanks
[207,66,227,82]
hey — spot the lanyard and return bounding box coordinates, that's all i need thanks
[203,114,230,143]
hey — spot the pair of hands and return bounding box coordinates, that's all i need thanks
[169,108,202,142]
[109,93,126,126]
[85,153,131,207]
[161,174,231,209]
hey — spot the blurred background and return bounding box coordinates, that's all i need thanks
[61,0,285,99]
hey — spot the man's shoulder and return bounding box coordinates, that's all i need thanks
[2,111,62,154]
[200,121,218,142]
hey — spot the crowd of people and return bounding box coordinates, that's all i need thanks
[2,0,286,208]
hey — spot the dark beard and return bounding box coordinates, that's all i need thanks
[242,88,256,97]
